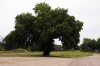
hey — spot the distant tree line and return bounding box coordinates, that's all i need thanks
[80,37,100,52]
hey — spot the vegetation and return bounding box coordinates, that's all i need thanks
[0,51,42,57]
[50,51,93,58]
[0,51,93,58]
[2,2,83,56]
[13,48,29,52]
[0,42,5,51]
[80,37,100,52]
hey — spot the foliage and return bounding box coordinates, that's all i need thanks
[13,48,28,52]
[80,38,100,52]
[0,42,5,51]
[3,2,83,56]
[0,46,5,51]
[96,38,100,52]
[74,45,80,50]
[70,48,75,51]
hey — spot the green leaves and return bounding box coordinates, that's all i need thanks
[80,38,98,52]
[33,2,51,15]
[4,2,83,55]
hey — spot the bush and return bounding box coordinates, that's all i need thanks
[80,47,91,52]
[0,46,5,51]
[70,48,75,51]
[13,48,29,52]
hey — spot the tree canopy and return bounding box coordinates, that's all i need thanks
[3,2,83,56]
[80,38,100,52]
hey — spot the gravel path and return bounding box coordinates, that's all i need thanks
[0,54,100,66]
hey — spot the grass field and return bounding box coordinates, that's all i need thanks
[0,52,42,57]
[0,51,94,58]
[50,51,93,58]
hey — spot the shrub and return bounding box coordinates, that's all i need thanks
[13,48,28,52]
[70,48,75,51]
[80,47,91,52]
[0,46,5,51]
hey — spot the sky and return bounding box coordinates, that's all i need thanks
[0,0,100,45]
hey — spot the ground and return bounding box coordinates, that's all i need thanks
[0,54,100,66]
[68,54,100,66]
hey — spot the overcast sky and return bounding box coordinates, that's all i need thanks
[0,0,100,44]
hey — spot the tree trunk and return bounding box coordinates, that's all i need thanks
[43,49,50,56]
[42,44,50,56]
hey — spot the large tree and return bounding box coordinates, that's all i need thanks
[4,2,83,56]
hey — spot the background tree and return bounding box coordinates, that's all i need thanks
[80,38,91,52]
[80,38,97,52]
[0,37,5,51]
[3,31,16,50]
[4,2,83,56]
[96,38,100,52]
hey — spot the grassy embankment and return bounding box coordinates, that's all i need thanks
[0,51,94,58]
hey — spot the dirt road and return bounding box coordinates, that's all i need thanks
[68,54,100,66]
[0,57,74,66]
[0,54,100,66]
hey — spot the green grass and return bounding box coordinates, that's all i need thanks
[0,51,94,58]
[50,51,93,58]
[0,52,42,57]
